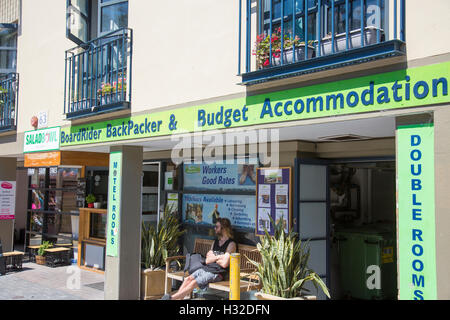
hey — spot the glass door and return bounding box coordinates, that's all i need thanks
[295,159,330,300]
[142,162,161,228]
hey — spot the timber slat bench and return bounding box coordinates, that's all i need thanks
[165,238,262,297]
[1,251,25,273]
[44,248,71,268]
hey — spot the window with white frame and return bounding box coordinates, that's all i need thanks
[66,0,128,44]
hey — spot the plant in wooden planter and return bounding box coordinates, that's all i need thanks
[249,218,330,300]
[141,205,185,300]
[35,241,52,265]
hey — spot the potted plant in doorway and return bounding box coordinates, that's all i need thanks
[86,194,96,208]
[249,219,330,300]
[35,241,52,266]
[141,205,185,300]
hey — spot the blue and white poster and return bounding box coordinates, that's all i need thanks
[183,162,259,192]
[182,193,256,230]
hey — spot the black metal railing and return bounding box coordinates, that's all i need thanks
[64,28,133,118]
[239,0,406,84]
[0,73,18,132]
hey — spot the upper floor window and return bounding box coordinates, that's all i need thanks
[67,0,128,45]
[99,0,129,36]
[0,25,17,76]
[260,0,384,43]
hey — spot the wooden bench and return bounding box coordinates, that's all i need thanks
[0,251,25,273]
[44,248,71,268]
[165,238,262,296]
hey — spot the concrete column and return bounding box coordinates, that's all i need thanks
[0,157,17,252]
[104,146,143,300]
[433,107,450,299]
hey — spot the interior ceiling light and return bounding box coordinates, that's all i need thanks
[317,134,371,142]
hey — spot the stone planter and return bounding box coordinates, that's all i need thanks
[254,291,317,300]
[271,44,315,66]
[320,26,384,55]
[141,269,171,300]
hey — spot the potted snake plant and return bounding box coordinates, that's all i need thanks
[141,205,185,300]
[249,218,330,300]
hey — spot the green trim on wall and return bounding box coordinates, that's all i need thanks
[57,61,450,148]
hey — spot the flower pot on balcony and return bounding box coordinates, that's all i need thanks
[320,26,384,56]
[271,44,315,66]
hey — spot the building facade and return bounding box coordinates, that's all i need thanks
[0,0,449,300]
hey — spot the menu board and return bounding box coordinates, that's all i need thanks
[256,168,292,236]
[0,181,16,220]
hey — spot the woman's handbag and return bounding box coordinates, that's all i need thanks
[184,253,206,275]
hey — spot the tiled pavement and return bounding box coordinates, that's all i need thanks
[0,262,105,300]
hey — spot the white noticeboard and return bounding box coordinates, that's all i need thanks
[0,181,16,220]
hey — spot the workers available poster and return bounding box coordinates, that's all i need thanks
[183,161,258,192]
[182,193,255,230]
[397,124,437,300]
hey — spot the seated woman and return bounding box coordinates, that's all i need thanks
[161,218,237,300]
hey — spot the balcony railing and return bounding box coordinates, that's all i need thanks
[239,0,406,85]
[0,73,18,132]
[64,28,133,119]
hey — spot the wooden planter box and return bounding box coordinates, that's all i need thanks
[255,291,317,300]
[35,255,46,265]
[140,269,171,300]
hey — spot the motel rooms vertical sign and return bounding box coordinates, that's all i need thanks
[106,152,122,257]
[397,124,437,300]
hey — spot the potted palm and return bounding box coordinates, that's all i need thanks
[249,219,330,300]
[141,205,185,300]
[35,241,52,266]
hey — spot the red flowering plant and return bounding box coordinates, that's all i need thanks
[253,27,314,69]
[97,76,127,96]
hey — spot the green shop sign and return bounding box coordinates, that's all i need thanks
[397,124,437,300]
[24,127,61,153]
[60,61,450,147]
[106,151,122,257]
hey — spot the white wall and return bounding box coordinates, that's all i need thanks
[405,0,450,62]
[129,0,244,112]
[16,0,74,132]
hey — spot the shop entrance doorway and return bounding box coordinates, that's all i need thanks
[294,158,397,300]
